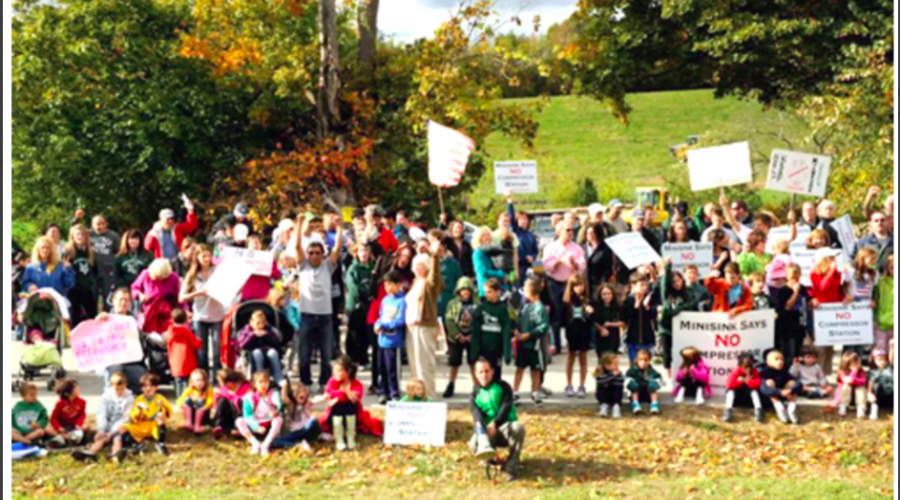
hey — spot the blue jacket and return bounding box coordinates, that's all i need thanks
[21,262,75,296]
[375,292,406,349]
[473,249,507,297]
[508,202,538,266]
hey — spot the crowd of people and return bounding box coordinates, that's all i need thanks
[10,186,895,481]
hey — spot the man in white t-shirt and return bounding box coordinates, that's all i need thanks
[295,214,344,391]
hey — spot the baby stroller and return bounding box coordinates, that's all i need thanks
[14,294,67,392]
[221,301,285,379]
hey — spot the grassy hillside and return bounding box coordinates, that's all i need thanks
[471,89,807,218]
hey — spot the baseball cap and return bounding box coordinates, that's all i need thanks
[233,202,250,218]
[278,218,295,232]
[814,247,842,261]
[159,209,175,220]
[608,199,623,208]
[588,203,605,216]
[632,208,646,220]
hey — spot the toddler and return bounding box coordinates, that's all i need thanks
[401,379,433,402]
[673,347,711,405]
[121,372,171,459]
[625,349,662,414]
[759,350,800,425]
[594,352,624,419]
[831,351,868,418]
[789,346,833,399]
[50,379,87,447]
[176,368,214,435]
[723,352,763,422]
[236,371,284,457]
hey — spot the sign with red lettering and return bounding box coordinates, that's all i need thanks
[493,160,538,194]
[672,310,775,396]
[663,242,713,277]
[71,315,144,372]
[767,150,831,197]
[813,303,873,347]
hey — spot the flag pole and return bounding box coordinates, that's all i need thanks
[438,186,446,215]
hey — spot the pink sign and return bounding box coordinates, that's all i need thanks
[70,315,144,371]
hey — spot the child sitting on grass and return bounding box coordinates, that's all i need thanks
[831,351,868,419]
[759,350,800,425]
[121,372,172,460]
[212,369,251,439]
[867,349,893,420]
[176,368,214,435]
[673,347,711,406]
[12,382,58,447]
[723,353,763,423]
[72,372,133,462]
[236,371,284,457]
[271,379,321,452]
[594,352,624,419]
[789,346,833,399]
[401,379,433,402]
[50,379,87,447]
[318,355,384,451]
[625,348,662,415]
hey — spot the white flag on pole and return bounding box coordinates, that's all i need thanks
[428,120,475,188]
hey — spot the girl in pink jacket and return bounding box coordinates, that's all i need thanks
[673,347,712,405]
[830,351,868,418]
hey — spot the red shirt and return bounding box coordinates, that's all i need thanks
[810,268,844,304]
[725,367,761,391]
[50,397,86,432]
[167,324,202,378]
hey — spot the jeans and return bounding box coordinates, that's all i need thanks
[250,348,284,384]
[193,320,222,378]
[547,278,566,353]
[271,418,322,450]
[213,397,239,432]
[174,377,189,397]
[380,347,401,400]
[299,314,335,387]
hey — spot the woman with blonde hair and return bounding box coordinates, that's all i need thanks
[471,226,507,298]
[22,236,75,297]
[65,224,99,327]
[131,258,182,337]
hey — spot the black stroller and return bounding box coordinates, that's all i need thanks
[227,301,287,379]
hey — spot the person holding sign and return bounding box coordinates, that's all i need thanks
[809,248,850,375]
[469,358,525,482]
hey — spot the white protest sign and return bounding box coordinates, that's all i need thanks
[220,246,274,276]
[766,150,832,197]
[203,258,254,306]
[813,303,874,347]
[673,310,775,396]
[383,401,448,447]
[662,242,713,277]
[789,248,846,287]
[687,142,753,191]
[605,232,662,270]
[765,225,810,254]
[830,215,857,259]
[494,160,538,194]
[71,315,144,372]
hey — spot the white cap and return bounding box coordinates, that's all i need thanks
[277,218,295,232]
[588,203,605,216]
[234,224,250,243]
[814,247,841,261]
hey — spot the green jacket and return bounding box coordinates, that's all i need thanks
[444,277,479,344]
[115,251,153,288]
[625,365,662,389]
[659,263,697,336]
[438,256,463,318]
[517,301,549,351]
[874,276,894,330]
[345,260,375,314]
[870,366,893,394]
[470,380,517,427]
[12,401,49,435]
[471,299,512,364]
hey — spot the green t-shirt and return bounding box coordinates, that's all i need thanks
[12,401,49,435]
[737,252,772,277]
[876,276,894,330]
[474,383,517,425]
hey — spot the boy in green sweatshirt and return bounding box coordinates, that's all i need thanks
[513,279,549,405]
[443,276,479,398]
[471,279,512,383]
[12,382,58,446]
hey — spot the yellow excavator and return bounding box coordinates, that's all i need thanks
[623,187,671,227]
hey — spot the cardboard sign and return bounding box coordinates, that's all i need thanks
[605,232,662,270]
[687,142,753,191]
[766,150,832,197]
[203,258,254,306]
[220,246,274,276]
[830,215,858,259]
[662,242,714,277]
[494,160,538,194]
[789,248,846,287]
[765,225,810,254]
[813,303,874,347]
[383,401,448,447]
[672,310,775,396]
[71,315,144,372]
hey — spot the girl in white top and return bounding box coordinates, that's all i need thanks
[179,244,226,378]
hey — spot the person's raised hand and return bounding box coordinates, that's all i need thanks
[74,208,85,221]
[868,186,881,198]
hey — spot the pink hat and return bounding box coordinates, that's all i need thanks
[766,257,788,281]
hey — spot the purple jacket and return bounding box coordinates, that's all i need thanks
[131,270,181,307]
[675,359,712,399]
[237,324,281,352]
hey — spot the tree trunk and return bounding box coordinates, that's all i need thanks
[317,0,341,138]
[358,0,379,81]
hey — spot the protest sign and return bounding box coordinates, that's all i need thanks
[687,142,753,191]
[765,225,810,254]
[384,401,448,447]
[830,215,858,259]
[662,242,713,277]
[203,258,254,306]
[71,315,144,372]
[220,246,274,276]
[428,120,475,188]
[672,310,775,396]
[494,160,538,194]
[789,248,846,287]
[813,303,874,347]
[766,150,832,197]
[605,233,662,270]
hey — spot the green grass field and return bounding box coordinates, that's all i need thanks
[472,89,807,215]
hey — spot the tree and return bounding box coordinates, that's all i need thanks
[572,178,599,206]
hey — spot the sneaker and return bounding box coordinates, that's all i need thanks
[611,405,622,419]
[870,405,879,421]
[36,448,49,459]
[155,442,169,456]
[513,392,521,402]
[754,408,765,423]
[531,392,543,407]
[722,408,733,422]
[367,385,378,396]
[576,386,586,399]
[695,391,706,406]
[378,395,389,406]
[788,409,799,425]
[631,401,642,414]
[775,406,789,424]
[71,450,98,463]
[856,406,867,420]
[442,382,455,399]
[599,404,610,418]
[673,389,685,404]
[473,434,496,459]
[260,445,271,458]
[250,442,261,455]
[565,385,575,398]
[650,402,660,415]
[540,386,553,397]
[504,472,517,482]
[112,448,128,464]
[838,405,847,417]
[47,435,66,449]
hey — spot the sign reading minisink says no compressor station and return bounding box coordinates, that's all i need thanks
[494,160,538,194]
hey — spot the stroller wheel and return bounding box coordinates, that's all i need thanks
[56,367,67,379]
[47,379,56,392]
